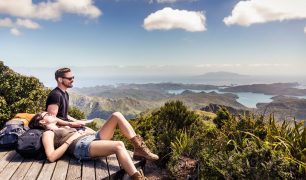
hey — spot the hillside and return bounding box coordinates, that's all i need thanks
[221,82,306,96]
[169,90,246,110]
[70,82,306,121]
[256,95,306,121]
[69,89,247,120]
[69,92,163,120]
[72,83,219,100]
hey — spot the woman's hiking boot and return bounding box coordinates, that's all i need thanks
[130,135,159,161]
[131,169,147,180]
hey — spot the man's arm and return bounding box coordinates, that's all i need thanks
[67,115,79,122]
[47,104,59,117]
[47,104,84,127]
[47,104,69,126]
[68,116,95,133]
[67,115,95,133]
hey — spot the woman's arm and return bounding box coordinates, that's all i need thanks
[42,131,81,162]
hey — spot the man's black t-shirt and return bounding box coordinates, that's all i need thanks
[46,87,69,120]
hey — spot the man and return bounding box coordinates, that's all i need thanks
[46,68,86,128]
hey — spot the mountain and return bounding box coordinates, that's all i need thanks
[194,71,250,79]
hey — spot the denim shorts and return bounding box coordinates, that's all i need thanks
[73,132,100,161]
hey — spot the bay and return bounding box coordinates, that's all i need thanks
[167,89,274,108]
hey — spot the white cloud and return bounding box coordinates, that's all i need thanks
[304,26,306,33]
[10,27,21,36]
[143,7,206,32]
[0,17,13,27]
[224,0,306,26]
[0,0,101,36]
[0,17,40,28]
[57,0,101,19]
[0,0,102,20]
[16,18,40,29]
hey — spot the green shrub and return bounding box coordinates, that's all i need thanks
[0,61,49,127]
[196,108,305,179]
[114,101,202,172]
[151,101,201,166]
[69,106,86,119]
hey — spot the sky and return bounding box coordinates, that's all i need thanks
[1,0,306,81]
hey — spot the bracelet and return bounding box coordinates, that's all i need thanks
[64,142,70,146]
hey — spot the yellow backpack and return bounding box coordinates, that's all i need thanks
[11,113,35,127]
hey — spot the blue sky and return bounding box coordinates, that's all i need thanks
[1,0,306,78]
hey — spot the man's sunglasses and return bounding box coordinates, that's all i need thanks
[61,76,74,81]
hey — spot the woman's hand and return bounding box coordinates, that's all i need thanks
[66,131,82,144]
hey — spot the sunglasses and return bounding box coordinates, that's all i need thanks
[61,76,74,81]
[38,112,52,120]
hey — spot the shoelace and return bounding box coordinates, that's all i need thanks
[139,142,152,153]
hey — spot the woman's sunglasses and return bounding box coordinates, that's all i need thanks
[38,112,52,120]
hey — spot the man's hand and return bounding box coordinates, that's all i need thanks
[69,121,85,128]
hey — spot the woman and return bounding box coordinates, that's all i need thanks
[29,111,159,180]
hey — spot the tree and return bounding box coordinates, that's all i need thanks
[0,61,49,127]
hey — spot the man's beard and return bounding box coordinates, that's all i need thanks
[63,82,73,88]
[67,84,73,88]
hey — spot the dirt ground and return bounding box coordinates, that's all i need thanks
[145,161,171,180]
[144,156,198,180]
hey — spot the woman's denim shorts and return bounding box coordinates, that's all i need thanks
[73,132,100,161]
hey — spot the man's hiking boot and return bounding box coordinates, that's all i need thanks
[130,135,159,161]
[132,169,147,180]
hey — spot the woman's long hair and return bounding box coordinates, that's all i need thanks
[29,113,45,130]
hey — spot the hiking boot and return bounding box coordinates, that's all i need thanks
[131,169,147,180]
[130,135,159,161]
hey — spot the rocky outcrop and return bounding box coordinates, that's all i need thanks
[201,103,251,116]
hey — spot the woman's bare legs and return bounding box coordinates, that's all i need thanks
[98,112,136,140]
[89,140,137,176]
[96,111,158,162]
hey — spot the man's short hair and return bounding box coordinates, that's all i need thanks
[55,67,71,81]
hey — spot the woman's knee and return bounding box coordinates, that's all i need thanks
[112,112,123,119]
[114,141,126,152]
